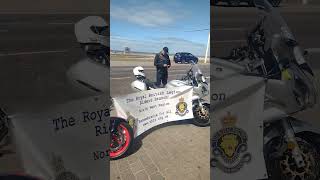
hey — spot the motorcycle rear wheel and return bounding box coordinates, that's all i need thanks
[192,104,210,127]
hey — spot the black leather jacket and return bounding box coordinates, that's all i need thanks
[154,53,171,70]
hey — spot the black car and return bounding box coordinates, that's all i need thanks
[174,52,198,64]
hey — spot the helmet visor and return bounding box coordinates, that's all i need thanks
[90,25,109,36]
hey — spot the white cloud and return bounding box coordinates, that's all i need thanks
[111,2,184,27]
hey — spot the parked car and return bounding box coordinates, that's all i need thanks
[211,0,281,7]
[174,52,199,64]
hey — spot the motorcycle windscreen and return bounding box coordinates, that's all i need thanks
[211,75,267,180]
[112,86,194,137]
[255,0,308,66]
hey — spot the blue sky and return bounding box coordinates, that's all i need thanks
[110,0,210,56]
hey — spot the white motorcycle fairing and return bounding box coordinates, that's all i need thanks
[66,58,109,95]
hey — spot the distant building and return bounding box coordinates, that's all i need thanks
[124,47,131,54]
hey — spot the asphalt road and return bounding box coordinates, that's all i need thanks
[0,14,107,114]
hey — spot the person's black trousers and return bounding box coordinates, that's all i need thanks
[155,68,168,87]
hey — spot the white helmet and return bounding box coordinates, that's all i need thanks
[75,16,109,47]
[133,66,145,77]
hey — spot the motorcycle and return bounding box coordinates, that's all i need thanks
[131,61,210,127]
[212,0,320,179]
[107,62,211,159]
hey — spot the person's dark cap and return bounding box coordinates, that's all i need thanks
[163,47,169,53]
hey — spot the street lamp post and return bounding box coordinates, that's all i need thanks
[204,32,210,64]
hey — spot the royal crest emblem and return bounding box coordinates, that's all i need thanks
[51,153,91,180]
[175,97,189,116]
[211,112,251,173]
[126,112,135,128]
[126,112,137,135]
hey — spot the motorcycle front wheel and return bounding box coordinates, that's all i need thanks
[192,104,210,127]
[110,119,133,159]
[265,134,320,180]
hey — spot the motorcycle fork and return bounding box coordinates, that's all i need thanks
[193,99,207,115]
[281,118,306,168]
[110,119,120,133]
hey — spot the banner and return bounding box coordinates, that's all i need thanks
[112,86,194,137]
[9,94,109,180]
[211,75,267,180]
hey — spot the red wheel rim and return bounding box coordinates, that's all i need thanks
[109,124,131,158]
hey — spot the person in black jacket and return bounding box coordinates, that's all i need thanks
[154,47,171,87]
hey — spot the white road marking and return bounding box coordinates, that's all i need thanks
[0,50,68,56]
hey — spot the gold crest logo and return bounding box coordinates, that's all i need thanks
[211,112,251,173]
[126,112,135,128]
[220,134,239,158]
[221,112,237,127]
[126,112,137,136]
[175,97,189,116]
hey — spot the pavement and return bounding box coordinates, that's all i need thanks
[110,123,209,180]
